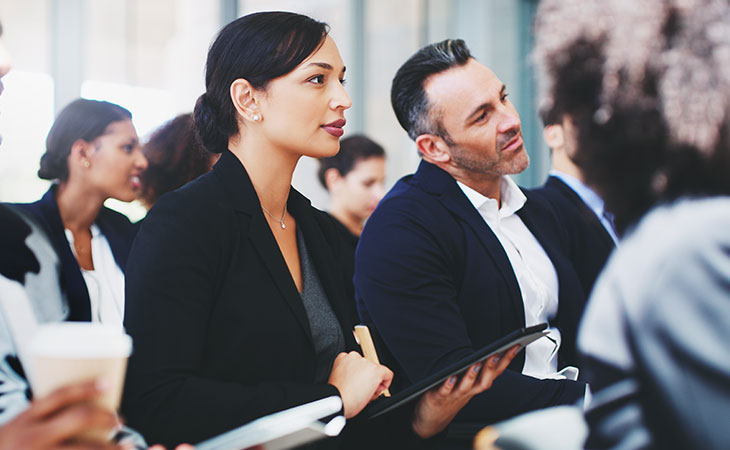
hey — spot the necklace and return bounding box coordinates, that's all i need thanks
[261,203,287,229]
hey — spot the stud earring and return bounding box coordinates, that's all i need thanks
[83,160,90,168]
[253,114,261,121]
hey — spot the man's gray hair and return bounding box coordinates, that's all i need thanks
[391,39,472,142]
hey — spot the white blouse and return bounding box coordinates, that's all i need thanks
[65,224,125,330]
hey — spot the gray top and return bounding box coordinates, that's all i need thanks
[297,228,346,384]
[578,197,730,449]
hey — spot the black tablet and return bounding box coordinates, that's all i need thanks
[365,323,549,419]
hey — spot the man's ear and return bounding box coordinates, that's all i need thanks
[230,78,261,123]
[324,167,343,192]
[543,124,565,150]
[415,134,451,165]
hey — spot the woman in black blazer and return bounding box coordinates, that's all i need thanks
[13,98,147,326]
[121,11,515,448]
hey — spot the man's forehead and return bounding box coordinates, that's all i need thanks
[423,60,503,117]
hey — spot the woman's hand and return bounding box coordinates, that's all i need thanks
[328,351,393,418]
[0,380,122,450]
[411,345,520,439]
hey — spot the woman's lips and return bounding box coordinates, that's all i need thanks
[130,175,141,189]
[321,118,346,137]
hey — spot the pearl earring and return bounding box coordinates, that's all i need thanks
[83,160,90,168]
[253,114,261,121]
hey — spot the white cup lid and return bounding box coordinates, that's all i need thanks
[30,323,132,359]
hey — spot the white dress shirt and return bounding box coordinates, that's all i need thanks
[65,224,125,330]
[550,170,619,245]
[457,176,577,380]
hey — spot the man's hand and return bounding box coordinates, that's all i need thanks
[411,345,520,439]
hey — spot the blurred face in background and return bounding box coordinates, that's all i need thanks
[328,155,386,225]
[82,119,148,202]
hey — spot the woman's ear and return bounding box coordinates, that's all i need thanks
[230,78,262,123]
[416,134,452,165]
[69,139,92,170]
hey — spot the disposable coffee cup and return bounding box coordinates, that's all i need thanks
[29,323,132,441]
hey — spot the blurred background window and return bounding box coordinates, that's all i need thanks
[0,0,544,221]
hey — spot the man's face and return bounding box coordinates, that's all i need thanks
[423,58,529,177]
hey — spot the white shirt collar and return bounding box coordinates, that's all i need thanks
[457,176,526,224]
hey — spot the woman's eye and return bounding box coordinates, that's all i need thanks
[501,93,509,103]
[309,75,325,84]
[339,78,347,86]
[123,144,135,153]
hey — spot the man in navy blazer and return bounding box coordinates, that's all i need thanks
[354,39,588,433]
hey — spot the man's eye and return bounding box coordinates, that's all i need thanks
[475,111,488,122]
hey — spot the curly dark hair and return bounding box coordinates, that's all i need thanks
[138,113,215,208]
[534,0,730,233]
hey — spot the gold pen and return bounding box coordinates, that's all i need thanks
[353,325,391,397]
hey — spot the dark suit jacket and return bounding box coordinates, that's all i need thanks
[121,150,420,448]
[355,161,587,425]
[11,186,137,321]
[530,175,614,296]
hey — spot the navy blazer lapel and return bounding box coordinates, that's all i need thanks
[413,161,524,320]
[546,176,615,250]
[26,188,91,321]
[212,150,314,344]
[517,194,585,326]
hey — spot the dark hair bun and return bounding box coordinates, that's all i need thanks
[38,151,67,180]
[193,93,228,154]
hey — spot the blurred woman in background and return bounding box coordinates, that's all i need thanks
[318,134,386,241]
[13,98,148,329]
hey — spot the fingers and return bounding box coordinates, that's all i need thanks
[493,345,520,374]
[149,445,195,450]
[435,376,458,396]
[61,442,125,450]
[454,362,482,394]
[21,379,106,422]
[36,403,118,447]
[370,365,394,400]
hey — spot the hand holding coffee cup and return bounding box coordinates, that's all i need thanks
[28,323,132,442]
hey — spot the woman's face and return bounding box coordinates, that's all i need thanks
[332,156,386,224]
[256,35,351,158]
[85,119,148,202]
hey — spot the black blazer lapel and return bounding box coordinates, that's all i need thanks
[23,187,91,321]
[413,161,525,322]
[212,150,314,345]
[289,191,358,351]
